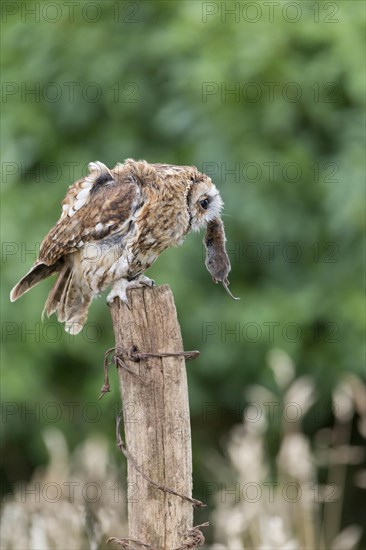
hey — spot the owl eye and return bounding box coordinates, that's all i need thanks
[199,198,209,210]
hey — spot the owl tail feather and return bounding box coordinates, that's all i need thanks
[42,266,92,335]
[10,262,61,302]
[42,265,72,320]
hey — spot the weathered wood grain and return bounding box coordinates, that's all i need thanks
[110,285,193,549]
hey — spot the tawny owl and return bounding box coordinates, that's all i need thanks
[10,159,237,334]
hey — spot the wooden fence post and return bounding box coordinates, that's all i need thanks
[109,284,198,549]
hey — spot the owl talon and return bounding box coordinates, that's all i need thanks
[138,275,155,288]
[106,276,155,306]
[107,280,129,305]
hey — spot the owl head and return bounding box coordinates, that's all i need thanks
[186,171,224,232]
[186,168,239,301]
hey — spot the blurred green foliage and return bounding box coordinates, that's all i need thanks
[1,0,365,540]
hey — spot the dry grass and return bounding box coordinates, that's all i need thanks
[208,351,365,549]
[1,431,127,550]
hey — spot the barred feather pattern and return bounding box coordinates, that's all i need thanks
[10,159,234,334]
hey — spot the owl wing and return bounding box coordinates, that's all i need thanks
[38,162,142,266]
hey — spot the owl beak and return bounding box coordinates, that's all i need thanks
[204,218,240,301]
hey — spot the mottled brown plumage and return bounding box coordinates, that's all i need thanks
[10,159,237,334]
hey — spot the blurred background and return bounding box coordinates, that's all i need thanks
[1,1,365,548]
